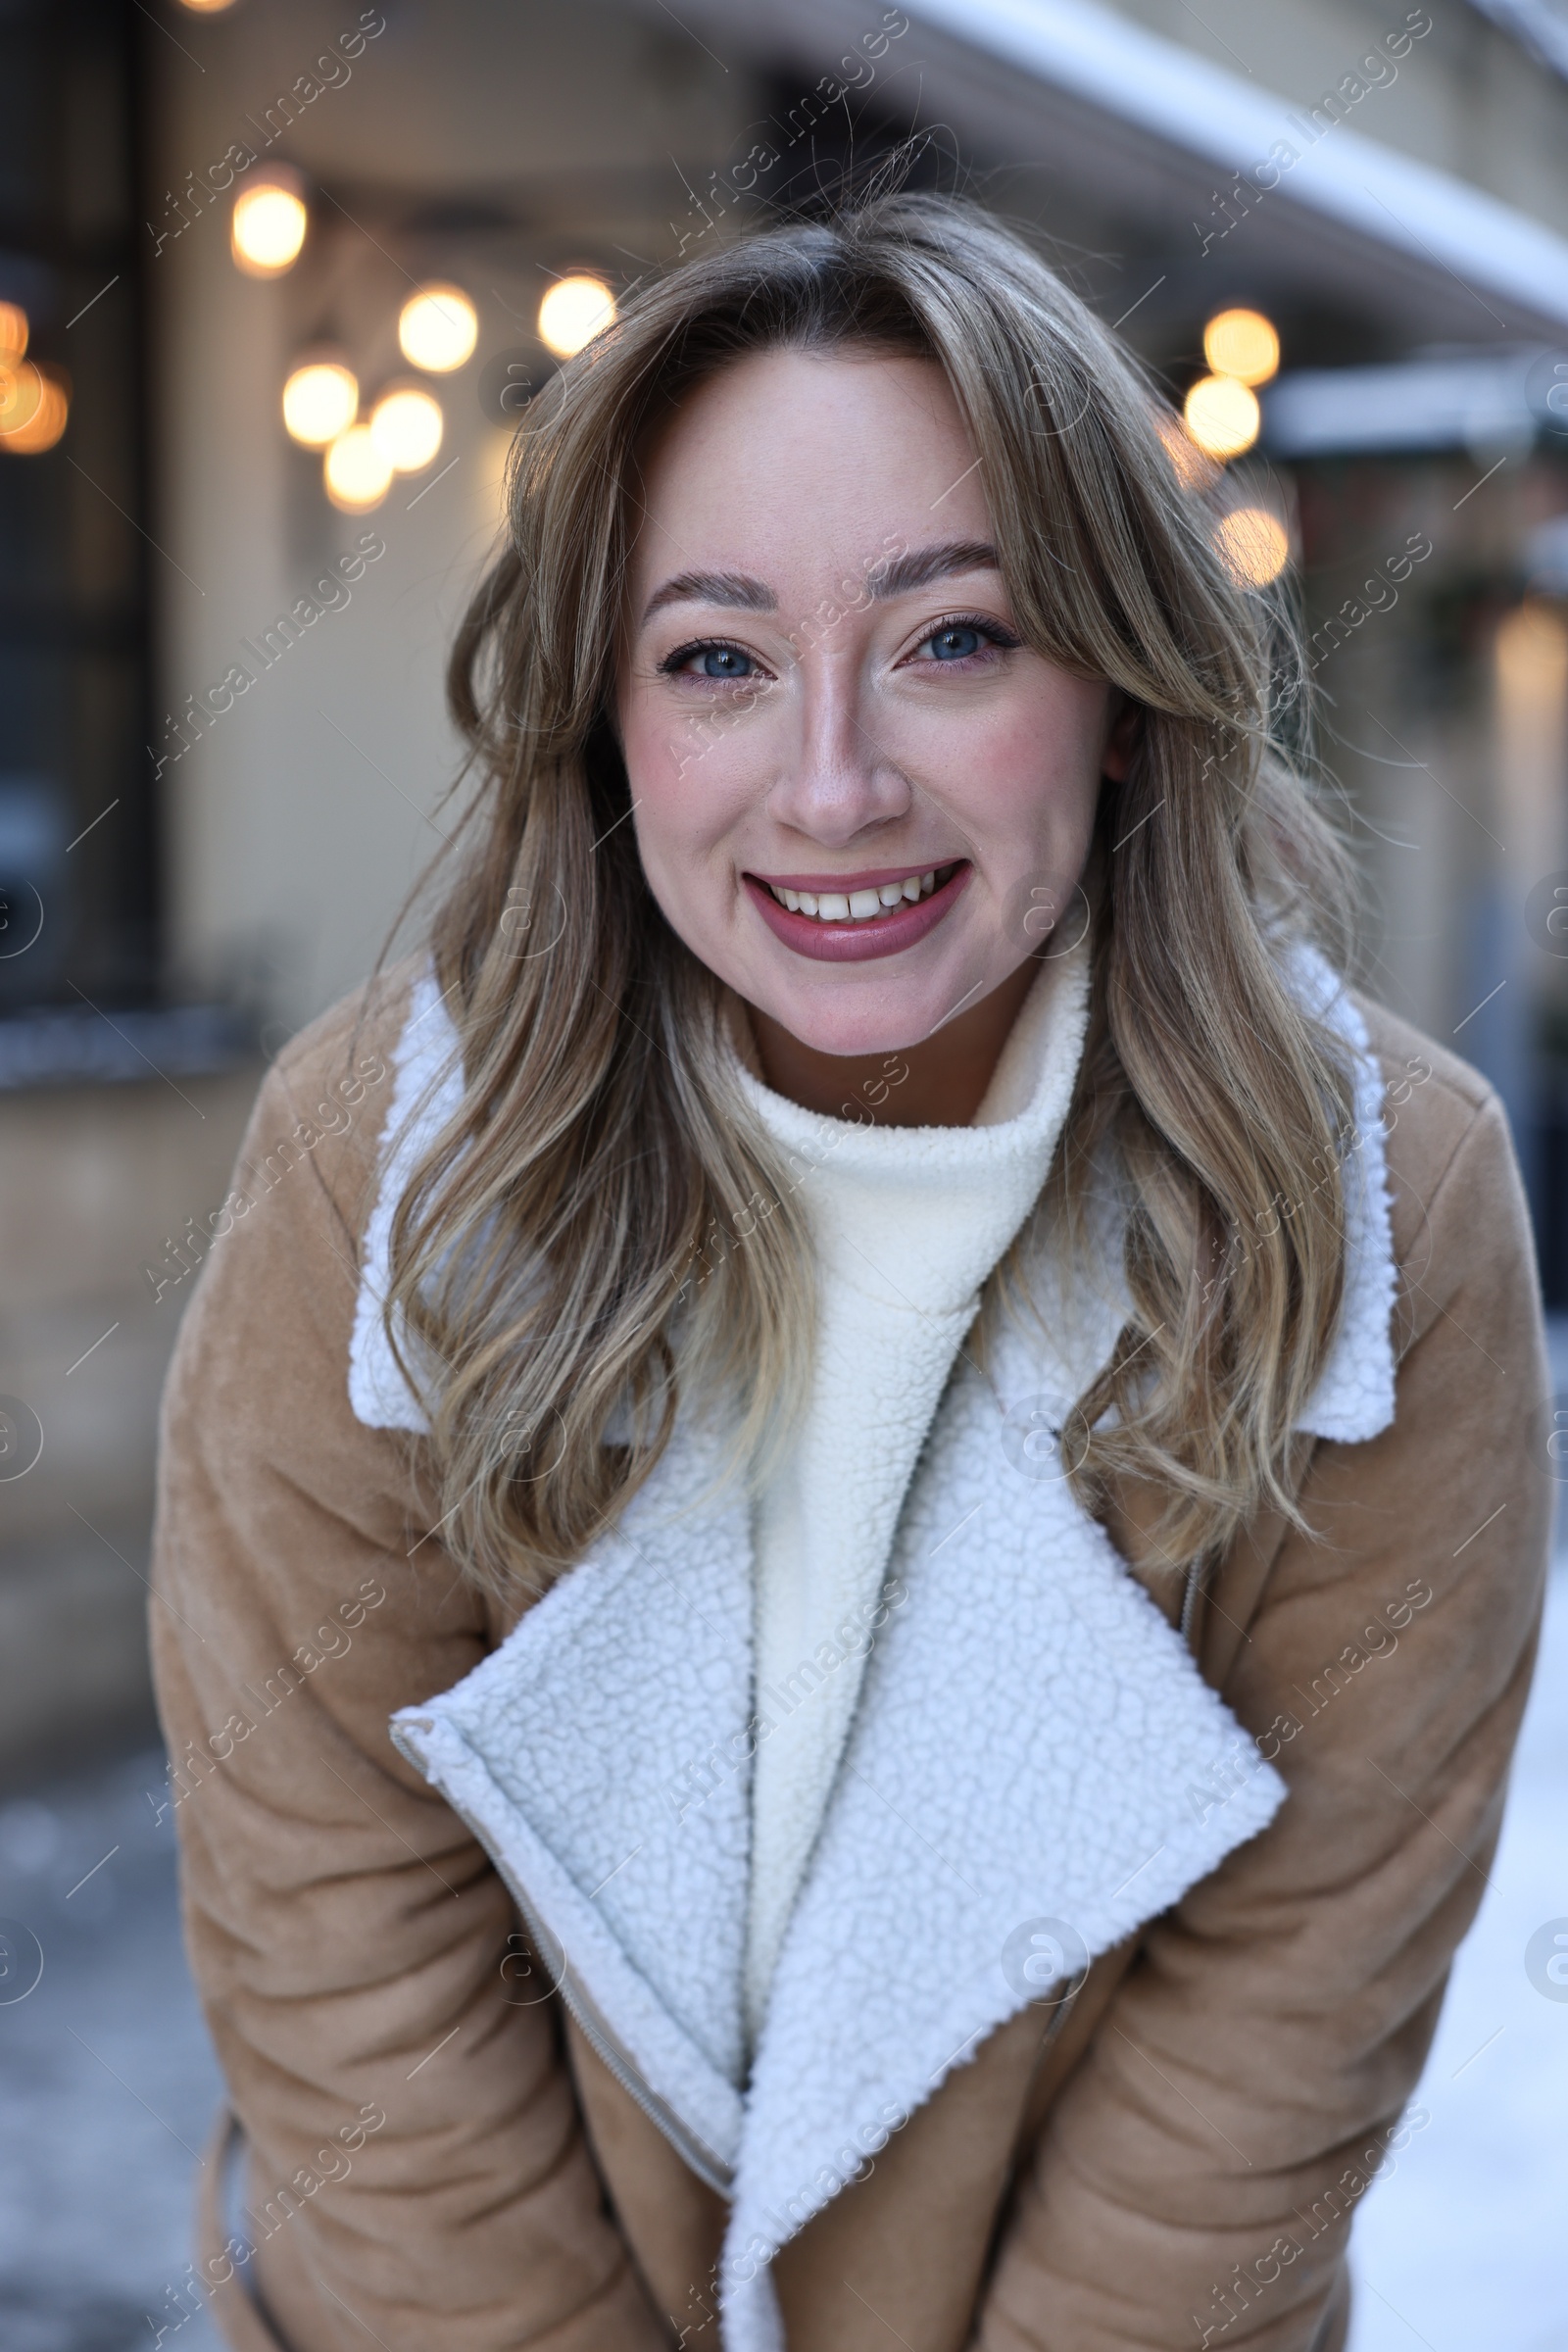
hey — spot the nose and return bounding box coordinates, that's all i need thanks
[762,643,912,848]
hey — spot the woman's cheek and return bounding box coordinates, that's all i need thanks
[883,697,1091,873]
[630,705,776,863]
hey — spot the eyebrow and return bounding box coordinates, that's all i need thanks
[641,569,776,623]
[639,539,1002,626]
[867,539,1000,598]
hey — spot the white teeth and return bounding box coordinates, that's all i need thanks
[765,866,954,921]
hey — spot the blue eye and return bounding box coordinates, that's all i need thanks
[927,624,985,662]
[915,614,1020,664]
[670,644,754,679]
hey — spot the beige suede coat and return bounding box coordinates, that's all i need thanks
[150,965,1549,2352]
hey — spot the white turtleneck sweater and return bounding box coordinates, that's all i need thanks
[729,947,1093,2051]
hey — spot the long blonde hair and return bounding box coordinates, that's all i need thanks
[388,181,1357,1597]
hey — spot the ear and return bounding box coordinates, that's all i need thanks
[1101,695,1141,783]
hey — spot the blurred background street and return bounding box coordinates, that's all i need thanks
[3,0,1568,2343]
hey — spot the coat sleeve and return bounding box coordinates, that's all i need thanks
[150,1032,669,2352]
[970,1086,1551,2350]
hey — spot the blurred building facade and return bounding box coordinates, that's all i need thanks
[3,0,1568,1774]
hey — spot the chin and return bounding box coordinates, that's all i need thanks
[777,1015,920,1061]
[756,972,963,1061]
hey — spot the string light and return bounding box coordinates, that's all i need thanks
[323,422,392,513]
[1213,506,1290,586]
[1154,410,1221,493]
[537,275,616,359]
[0,361,69,455]
[282,357,358,448]
[1202,309,1280,387]
[397,285,477,372]
[369,383,443,472]
[1184,374,1261,460]
[232,174,308,276]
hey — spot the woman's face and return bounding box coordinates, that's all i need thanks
[618,348,1117,1061]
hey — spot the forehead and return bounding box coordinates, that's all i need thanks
[627,348,988,597]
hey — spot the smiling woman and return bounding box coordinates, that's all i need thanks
[151,179,1548,2352]
[619,352,1118,1105]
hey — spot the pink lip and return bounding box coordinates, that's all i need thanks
[744,862,971,962]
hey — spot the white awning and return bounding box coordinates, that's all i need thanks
[903,0,1568,330]
[1261,348,1568,457]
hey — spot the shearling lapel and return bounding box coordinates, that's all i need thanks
[714,1303,1288,2352]
[391,1405,756,2193]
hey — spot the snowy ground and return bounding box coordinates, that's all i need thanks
[1339,1315,1568,2351]
[0,1747,223,2352]
[0,1536,1563,2348]
[1347,1576,1568,2351]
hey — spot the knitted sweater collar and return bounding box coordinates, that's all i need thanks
[733,949,1092,2047]
[728,943,1091,1313]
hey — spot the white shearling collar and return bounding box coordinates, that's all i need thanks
[347,968,465,1433]
[350,948,1395,1446]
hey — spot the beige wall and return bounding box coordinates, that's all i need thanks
[0,1070,260,1779]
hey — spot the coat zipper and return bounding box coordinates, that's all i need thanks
[390,1721,736,2198]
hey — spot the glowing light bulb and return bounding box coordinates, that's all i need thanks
[0,362,69,456]
[0,302,27,361]
[1214,506,1290,587]
[1153,409,1221,494]
[537,275,616,360]
[282,358,358,448]
[1183,374,1261,461]
[397,284,477,372]
[1202,309,1280,388]
[369,383,443,472]
[323,422,392,513]
[232,176,308,276]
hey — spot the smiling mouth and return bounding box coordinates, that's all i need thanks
[756,863,961,925]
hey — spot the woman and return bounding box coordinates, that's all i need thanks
[152,188,1548,2352]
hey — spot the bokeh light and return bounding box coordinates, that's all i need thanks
[1201,309,1281,387]
[323,422,393,512]
[1153,409,1222,493]
[0,361,69,455]
[397,285,477,372]
[1213,505,1290,586]
[231,177,308,276]
[1184,373,1261,460]
[369,384,443,472]
[0,302,28,360]
[282,359,358,449]
[537,274,616,359]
